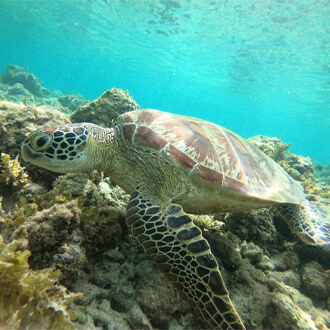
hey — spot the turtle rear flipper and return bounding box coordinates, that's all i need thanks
[277,201,330,245]
[126,188,245,330]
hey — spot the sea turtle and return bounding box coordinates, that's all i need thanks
[21,109,330,329]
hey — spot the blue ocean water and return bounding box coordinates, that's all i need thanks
[0,0,329,163]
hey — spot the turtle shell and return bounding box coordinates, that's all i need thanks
[117,109,304,204]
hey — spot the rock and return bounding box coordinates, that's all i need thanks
[6,83,32,96]
[70,88,139,126]
[216,208,280,254]
[85,299,130,329]
[270,292,319,329]
[301,261,328,300]
[27,200,86,285]
[240,241,263,264]
[71,279,110,306]
[0,101,70,159]
[57,94,88,112]
[258,255,276,271]
[1,65,43,96]
[125,303,154,329]
[272,250,299,271]
[136,268,187,328]
[40,87,50,97]
[270,285,330,329]
[269,270,301,290]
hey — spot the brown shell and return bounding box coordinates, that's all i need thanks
[118,109,304,204]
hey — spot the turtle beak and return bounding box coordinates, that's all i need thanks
[21,143,43,162]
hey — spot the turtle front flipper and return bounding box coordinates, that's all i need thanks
[277,201,330,245]
[126,188,245,330]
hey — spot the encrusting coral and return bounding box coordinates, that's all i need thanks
[0,160,86,328]
[0,193,84,329]
[0,153,28,186]
[0,237,83,329]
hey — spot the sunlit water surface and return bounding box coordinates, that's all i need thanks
[0,0,329,163]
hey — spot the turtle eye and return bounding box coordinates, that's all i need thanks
[33,134,52,151]
[36,135,49,147]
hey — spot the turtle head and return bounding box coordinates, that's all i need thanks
[21,123,91,173]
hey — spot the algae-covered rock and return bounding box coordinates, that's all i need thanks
[0,101,70,185]
[216,208,280,254]
[0,153,28,187]
[301,261,328,300]
[270,292,319,329]
[0,65,88,112]
[1,65,43,96]
[27,200,86,282]
[70,88,139,126]
[57,94,88,113]
[0,237,83,329]
[136,262,187,328]
[249,135,314,178]
[269,270,302,290]
[0,101,70,158]
[240,241,263,264]
[268,284,330,329]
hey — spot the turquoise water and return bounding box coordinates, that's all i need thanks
[0,0,329,163]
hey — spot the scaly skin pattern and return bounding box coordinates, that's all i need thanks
[277,201,330,245]
[126,188,244,329]
[21,109,330,329]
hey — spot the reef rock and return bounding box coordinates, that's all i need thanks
[0,65,43,96]
[249,135,328,200]
[249,135,314,178]
[70,88,139,126]
[58,94,88,112]
[0,101,70,158]
[1,87,330,329]
[0,65,88,113]
[301,261,328,300]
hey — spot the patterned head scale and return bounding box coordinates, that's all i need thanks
[21,123,89,172]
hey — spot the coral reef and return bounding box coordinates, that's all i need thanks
[58,94,88,112]
[0,84,329,329]
[0,183,84,329]
[0,65,88,113]
[0,153,28,187]
[27,199,86,285]
[70,88,140,126]
[0,101,71,158]
[1,64,43,96]
[249,135,330,200]
[0,101,71,186]
[0,238,83,329]
[314,163,330,200]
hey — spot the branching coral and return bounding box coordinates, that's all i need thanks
[0,237,83,329]
[0,172,85,328]
[0,153,28,186]
[249,136,291,163]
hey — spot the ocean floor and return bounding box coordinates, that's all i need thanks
[0,65,329,329]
